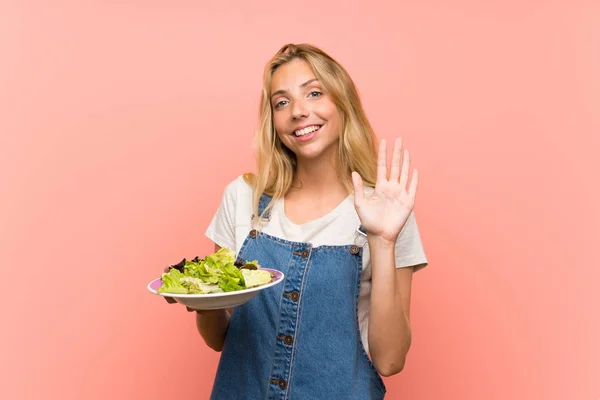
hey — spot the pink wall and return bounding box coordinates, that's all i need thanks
[1,1,598,399]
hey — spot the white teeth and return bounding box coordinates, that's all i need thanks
[294,125,321,136]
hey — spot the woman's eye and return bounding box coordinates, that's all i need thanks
[309,91,322,98]
[274,100,288,109]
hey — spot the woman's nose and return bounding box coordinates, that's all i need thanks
[291,100,309,119]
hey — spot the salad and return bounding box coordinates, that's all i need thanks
[158,247,273,295]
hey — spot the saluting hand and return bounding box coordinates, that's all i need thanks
[352,138,419,246]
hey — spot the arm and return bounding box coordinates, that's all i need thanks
[351,137,421,377]
[367,236,414,377]
[193,243,231,352]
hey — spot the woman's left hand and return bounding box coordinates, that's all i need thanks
[352,137,419,246]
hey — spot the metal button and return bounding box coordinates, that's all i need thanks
[301,249,309,258]
[350,244,360,255]
[283,335,293,345]
[249,229,258,238]
[290,291,299,301]
[278,379,287,389]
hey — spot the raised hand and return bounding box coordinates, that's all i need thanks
[352,138,419,245]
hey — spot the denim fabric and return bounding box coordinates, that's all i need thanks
[209,194,386,400]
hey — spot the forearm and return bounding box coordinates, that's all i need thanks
[195,309,230,352]
[367,236,412,376]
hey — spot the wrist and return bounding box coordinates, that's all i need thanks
[196,308,230,319]
[367,233,396,249]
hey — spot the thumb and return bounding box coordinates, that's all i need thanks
[351,171,365,206]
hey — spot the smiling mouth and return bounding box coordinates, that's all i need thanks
[293,125,323,137]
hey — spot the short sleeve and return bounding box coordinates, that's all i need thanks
[204,180,238,251]
[395,211,428,272]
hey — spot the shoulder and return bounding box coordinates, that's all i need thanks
[225,173,253,192]
[206,174,254,236]
[221,174,254,201]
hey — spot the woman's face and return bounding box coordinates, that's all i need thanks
[270,58,342,163]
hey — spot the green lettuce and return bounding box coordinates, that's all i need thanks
[157,248,272,295]
[242,269,274,288]
[158,269,188,294]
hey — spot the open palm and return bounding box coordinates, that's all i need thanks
[352,138,419,244]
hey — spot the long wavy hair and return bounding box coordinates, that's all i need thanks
[243,43,379,221]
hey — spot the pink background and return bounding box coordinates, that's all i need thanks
[1,1,598,399]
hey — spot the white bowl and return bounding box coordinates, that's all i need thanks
[147,268,284,310]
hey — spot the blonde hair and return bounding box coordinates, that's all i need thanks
[244,43,379,221]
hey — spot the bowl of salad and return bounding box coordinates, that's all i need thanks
[147,248,284,310]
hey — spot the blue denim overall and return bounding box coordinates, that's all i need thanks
[209,193,386,399]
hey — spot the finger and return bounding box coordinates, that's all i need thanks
[408,169,419,199]
[352,171,365,206]
[164,296,177,304]
[389,138,403,182]
[399,149,410,189]
[376,139,387,183]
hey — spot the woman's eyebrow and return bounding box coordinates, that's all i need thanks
[271,78,320,99]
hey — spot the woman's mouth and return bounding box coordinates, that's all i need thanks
[292,124,323,141]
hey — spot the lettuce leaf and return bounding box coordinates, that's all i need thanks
[157,269,188,294]
[241,269,273,288]
[157,248,268,295]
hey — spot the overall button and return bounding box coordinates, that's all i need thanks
[278,379,287,389]
[290,291,299,301]
[350,244,360,254]
[283,335,293,345]
[249,229,258,238]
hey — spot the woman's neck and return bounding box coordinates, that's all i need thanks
[291,155,348,197]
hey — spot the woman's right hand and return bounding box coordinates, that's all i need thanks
[161,259,230,350]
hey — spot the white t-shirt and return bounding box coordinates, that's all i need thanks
[205,175,428,354]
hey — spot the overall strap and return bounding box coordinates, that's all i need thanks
[257,192,273,221]
[356,225,367,236]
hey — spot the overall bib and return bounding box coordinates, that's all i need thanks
[209,193,386,399]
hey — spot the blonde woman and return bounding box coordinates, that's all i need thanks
[192,43,427,399]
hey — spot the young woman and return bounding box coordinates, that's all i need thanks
[174,43,428,399]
